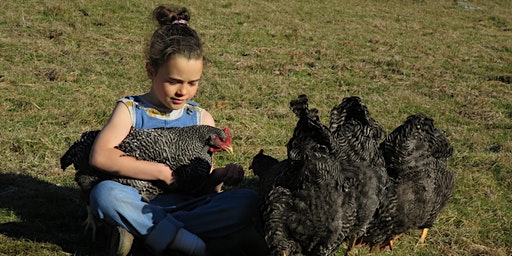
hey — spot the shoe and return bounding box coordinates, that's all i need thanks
[108,225,134,256]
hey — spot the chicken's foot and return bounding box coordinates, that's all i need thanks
[418,228,429,245]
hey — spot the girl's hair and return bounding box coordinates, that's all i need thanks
[146,5,204,72]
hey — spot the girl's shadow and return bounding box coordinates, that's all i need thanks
[0,172,107,255]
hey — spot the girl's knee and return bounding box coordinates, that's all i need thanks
[240,188,259,203]
[91,181,125,201]
[89,181,139,214]
[222,188,260,216]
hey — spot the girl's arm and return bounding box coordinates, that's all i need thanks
[89,102,174,184]
[201,110,215,126]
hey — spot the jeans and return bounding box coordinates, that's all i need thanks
[89,180,259,253]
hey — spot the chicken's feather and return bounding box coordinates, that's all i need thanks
[362,114,455,250]
[258,95,349,256]
[61,125,232,201]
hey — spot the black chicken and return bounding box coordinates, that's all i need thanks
[249,149,286,196]
[360,114,455,251]
[328,97,389,253]
[61,125,233,235]
[257,95,351,256]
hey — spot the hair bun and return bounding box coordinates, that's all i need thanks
[153,5,190,27]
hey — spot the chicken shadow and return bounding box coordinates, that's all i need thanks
[0,172,107,255]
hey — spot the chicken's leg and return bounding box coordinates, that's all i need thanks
[418,228,429,244]
[344,237,356,255]
[371,233,403,252]
[84,205,97,241]
[345,236,364,255]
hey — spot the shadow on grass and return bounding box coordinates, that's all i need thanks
[0,173,263,255]
[0,172,107,255]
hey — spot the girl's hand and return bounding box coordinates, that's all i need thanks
[158,164,175,185]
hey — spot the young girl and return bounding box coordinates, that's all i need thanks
[88,5,266,256]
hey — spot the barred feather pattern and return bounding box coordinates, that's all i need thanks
[362,114,455,249]
[59,130,154,202]
[61,125,230,202]
[328,96,390,244]
[114,126,229,192]
[329,96,385,164]
[259,95,352,256]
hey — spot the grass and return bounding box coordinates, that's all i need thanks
[1,0,511,255]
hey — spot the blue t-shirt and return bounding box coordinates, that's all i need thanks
[118,95,205,129]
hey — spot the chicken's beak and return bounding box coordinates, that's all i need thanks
[223,145,234,154]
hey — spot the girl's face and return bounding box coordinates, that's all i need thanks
[147,55,203,110]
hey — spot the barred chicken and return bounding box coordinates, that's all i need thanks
[258,95,351,256]
[61,125,233,201]
[61,125,232,235]
[328,96,389,253]
[360,114,455,251]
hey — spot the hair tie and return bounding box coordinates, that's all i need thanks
[172,19,188,25]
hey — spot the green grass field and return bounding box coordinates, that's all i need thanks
[1,0,511,255]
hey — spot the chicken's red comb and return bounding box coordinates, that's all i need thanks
[222,128,233,153]
[222,127,231,139]
[210,127,233,153]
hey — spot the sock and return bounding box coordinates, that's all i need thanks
[169,228,206,256]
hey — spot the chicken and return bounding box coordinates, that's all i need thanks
[361,114,455,251]
[248,148,287,240]
[60,125,233,236]
[61,125,233,200]
[259,95,349,256]
[114,126,233,195]
[328,97,389,253]
[249,149,286,195]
